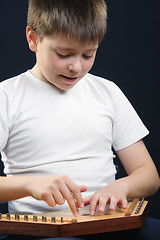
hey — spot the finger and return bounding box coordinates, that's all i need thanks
[118,198,128,209]
[56,178,80,216]
[42,193,56,208]
[66,181,84,209]
[98,195,109,213]
[83,195,92,206]
[109,197,118,210]
[75,185,87,208]
[76,185,87,208]
[89,194,99,216]
[53,176,82,216]
[61,186,79,216]
[52,189,65,205]
[109,196,128,210]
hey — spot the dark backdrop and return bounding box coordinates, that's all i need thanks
[0,1,160,219]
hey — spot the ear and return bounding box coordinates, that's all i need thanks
[26,26,38,52]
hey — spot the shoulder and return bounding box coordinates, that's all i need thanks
[0,71,30,102]
[0,71,28,93]
[85,73,115,88]
[84,73,126,102]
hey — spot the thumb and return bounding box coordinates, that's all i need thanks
[78,185,87,193]
[83,195,93,206]
[75,185,87,208]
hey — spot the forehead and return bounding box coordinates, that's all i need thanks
[40,34,99,51]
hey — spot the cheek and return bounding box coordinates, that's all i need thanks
[49,56,67,71]
[83,59,95,72]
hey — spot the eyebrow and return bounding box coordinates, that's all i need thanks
[57,47,98,52]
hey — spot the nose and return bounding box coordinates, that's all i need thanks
[68,57,82,73]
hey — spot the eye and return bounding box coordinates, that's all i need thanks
[57,52,70,58]
[82,54,93,59]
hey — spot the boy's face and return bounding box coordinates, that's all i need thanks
[27,28,98,90]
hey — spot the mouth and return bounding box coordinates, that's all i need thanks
[60,75,79,83]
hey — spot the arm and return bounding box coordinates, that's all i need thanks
[116,140,159,198]
[84,140,160,215]
[0,175,87,216]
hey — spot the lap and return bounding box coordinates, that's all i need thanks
[137,217,160,240]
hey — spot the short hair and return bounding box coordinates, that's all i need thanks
[27,0,107,43]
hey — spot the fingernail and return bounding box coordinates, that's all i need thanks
[74,212,80,217]
[90,211,95,216]
[110,206,115,210]
[123,204,127,209]
[98,207,104,212]
[79,203,84,208]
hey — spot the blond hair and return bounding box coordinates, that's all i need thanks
[27,0,107,43]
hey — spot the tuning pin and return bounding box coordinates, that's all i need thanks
[51,217,56,223]
[24,215,28,221]
[42,216,47,222]
[6,213,10,220]
[15,214,20,220]
[33,215,37,222]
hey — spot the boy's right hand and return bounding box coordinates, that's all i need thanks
[26,175,87,216]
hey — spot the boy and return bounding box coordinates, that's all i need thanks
[0,0,159,239]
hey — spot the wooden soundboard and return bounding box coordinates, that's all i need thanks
[0,198,148,237]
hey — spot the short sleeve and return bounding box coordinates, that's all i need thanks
[0,89,9,151]
[112,84,149,151]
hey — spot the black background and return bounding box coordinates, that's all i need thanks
[0,1,159,219]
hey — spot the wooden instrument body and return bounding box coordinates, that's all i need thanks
[0,199,148,237]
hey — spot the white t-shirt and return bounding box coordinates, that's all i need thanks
[0,71,149,213]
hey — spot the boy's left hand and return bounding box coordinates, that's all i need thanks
[83,140,160,216]
[83,179,128,216]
